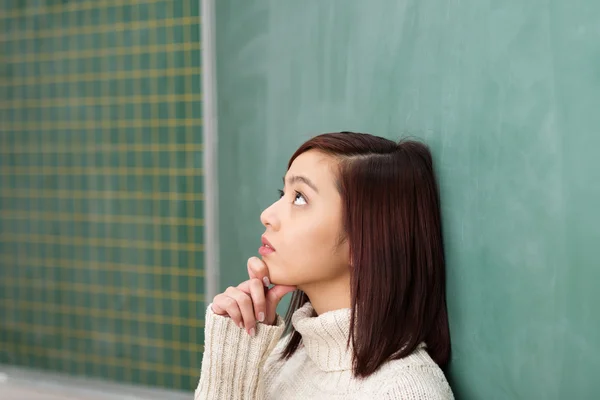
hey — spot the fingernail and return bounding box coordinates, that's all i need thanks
[258,312,265,322]
[263,276,270,287]
[249,328,255,337]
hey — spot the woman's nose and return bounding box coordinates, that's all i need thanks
[260,201,280,230]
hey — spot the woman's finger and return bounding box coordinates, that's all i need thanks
[247,256,271,287]
[211,293,243,329]
[225,286,257,336]
[265,285,297,325]
[243,278,267,323]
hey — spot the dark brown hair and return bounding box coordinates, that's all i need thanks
[279,132,451,378]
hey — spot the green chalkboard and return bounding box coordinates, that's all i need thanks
[215,1,600,398]
[0,0,203,392]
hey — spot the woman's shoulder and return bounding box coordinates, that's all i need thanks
[369,345,454,399]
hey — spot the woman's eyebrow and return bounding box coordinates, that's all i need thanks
[282,175,319,193]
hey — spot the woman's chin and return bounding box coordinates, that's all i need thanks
[261,260,299,287]
[267,271,295,287]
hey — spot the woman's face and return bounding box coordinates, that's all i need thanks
[259,150,350,288]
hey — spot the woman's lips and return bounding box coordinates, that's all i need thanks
[259,236,275,256]
[258,245,275,256]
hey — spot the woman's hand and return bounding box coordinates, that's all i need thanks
[211,257,296,336]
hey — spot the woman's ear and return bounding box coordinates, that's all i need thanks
[335,231,351,267]
[344,238,352,268]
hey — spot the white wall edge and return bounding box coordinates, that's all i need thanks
[201,0,219,303]
[0,365,189,400]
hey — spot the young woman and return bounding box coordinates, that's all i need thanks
[195,132,454,399]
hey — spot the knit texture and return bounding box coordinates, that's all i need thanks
[195,303,454,399]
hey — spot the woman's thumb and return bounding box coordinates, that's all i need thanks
[265,285,296,325]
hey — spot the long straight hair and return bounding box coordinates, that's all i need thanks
[279,132,451,378]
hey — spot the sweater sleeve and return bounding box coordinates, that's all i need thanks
[194,304,286,400]
[379,366,454,400]
[376,365,454,400]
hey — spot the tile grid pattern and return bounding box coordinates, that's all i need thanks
[0,0,204,391]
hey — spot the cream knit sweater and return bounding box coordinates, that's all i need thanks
[195,302,454,399]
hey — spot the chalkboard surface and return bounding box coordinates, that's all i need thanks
[0,0,203,392]
[215,1,600,398]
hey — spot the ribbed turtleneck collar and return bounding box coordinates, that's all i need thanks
[291,302,354,372]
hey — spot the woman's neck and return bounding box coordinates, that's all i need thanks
[300,274,351,315]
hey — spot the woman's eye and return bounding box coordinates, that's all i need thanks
[278,189,307,205]
[293,191,307,206]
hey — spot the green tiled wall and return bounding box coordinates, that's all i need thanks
[0,0,204,391]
